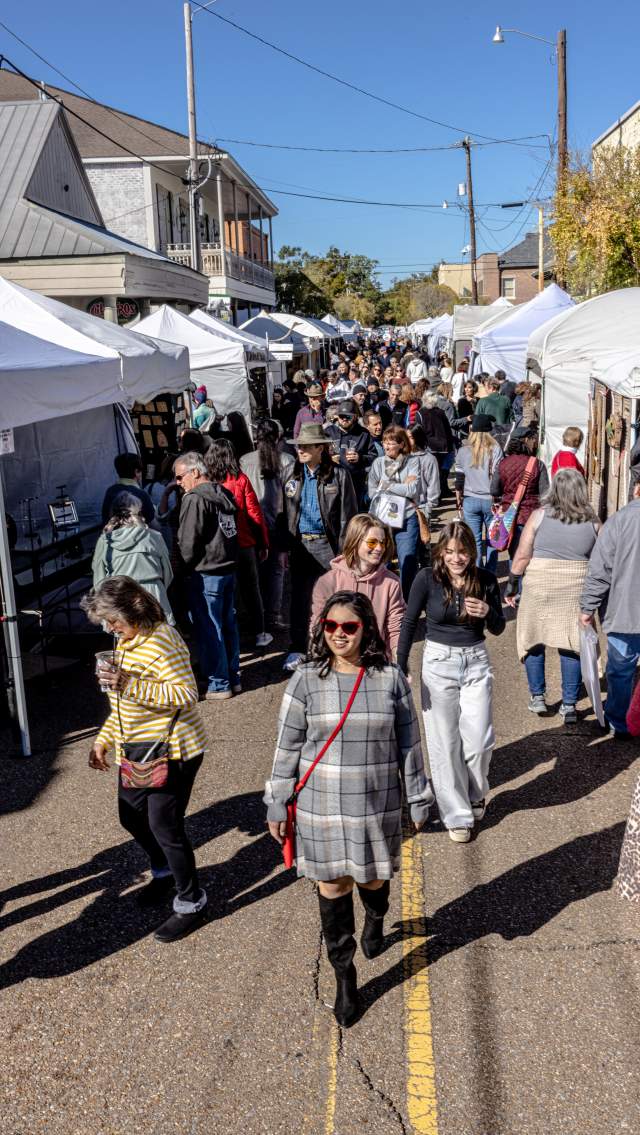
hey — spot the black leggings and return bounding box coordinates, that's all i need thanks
[118,754,203,904]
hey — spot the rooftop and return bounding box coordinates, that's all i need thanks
[499,231,553,269]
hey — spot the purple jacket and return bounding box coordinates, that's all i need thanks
[293,405,324,437]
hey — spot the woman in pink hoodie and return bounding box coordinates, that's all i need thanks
[311,514,405,659]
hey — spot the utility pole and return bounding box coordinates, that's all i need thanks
[463,138,478,303]
[556,29,568,186]
[537,204,545,292]
[184,1,201,273]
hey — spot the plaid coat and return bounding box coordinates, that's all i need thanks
[264,663,433,883]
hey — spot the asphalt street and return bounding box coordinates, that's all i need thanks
[1,534,639,1135]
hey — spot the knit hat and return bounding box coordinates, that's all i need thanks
[366,378,380,389]
[471,413,494,433]
[351,383,367,396]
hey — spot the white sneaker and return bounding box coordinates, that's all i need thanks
[448,827,472,843]
[256,632,274,648]
[471,800,486,821]
[283,652,305,672]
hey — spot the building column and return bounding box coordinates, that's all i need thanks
[216,171,226,275]
[246,192,254,261]
[232,179,239,254]
[258,205,265,266]
[104,295,119,323]
[268,215,274,271]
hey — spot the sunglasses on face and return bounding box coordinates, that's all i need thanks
[364,538,385,550]
[322,618,362,636]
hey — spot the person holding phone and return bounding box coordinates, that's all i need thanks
[397,521,505,842]
[265,591,433,1027]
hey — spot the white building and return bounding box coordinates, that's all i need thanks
[593,100,640,153]
[0,72,278,324]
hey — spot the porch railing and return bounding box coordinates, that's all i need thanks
[166,243,274,291]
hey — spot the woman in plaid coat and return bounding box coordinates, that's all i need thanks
[265,590,433,1027]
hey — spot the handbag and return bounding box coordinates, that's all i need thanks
[415,506,431,544]
[488,457,537,551]
[117,697,182,790]
[374,492,407,530]
[282,667,365,869]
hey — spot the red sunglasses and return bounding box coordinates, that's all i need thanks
[321,618,362,636]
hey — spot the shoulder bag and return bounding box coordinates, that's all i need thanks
[282,666,365,869]
[117,696,182,790]
[488,456,537,552]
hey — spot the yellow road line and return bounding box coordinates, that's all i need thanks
[324,1020,339,1134]
[302,965,340,1135]
[402,829,439,1134]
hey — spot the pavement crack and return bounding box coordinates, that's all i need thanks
[311,928,323,1003]
[351,1057,408,1134]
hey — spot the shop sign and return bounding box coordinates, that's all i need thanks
[86,297,140,323]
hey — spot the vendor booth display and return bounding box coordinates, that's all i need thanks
[527,288,640,482]
[474,284,574,383]
[322,313,358,342]
[269,313,326,370]
[451,298,512,370]
[426,314,453,361]
[240,313,310,377]
[190,308,285,396]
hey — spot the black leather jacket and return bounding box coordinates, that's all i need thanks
[283,462,358,554]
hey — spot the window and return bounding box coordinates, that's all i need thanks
[502,276,516,299]
[156,185,174,251]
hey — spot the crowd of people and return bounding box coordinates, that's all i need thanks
[85,331,640,1024]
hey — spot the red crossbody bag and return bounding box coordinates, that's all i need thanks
[282,666,365,869]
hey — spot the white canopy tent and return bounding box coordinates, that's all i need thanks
[527,288,640,464]
[135,305,253,422]
[0,297,190,757]
[427,313,453,360]
[269,313,325,372]
[474,284,574,382]
[241,313,310,367]
[189,308,286,391]
[304,315,344,342]
[451,299,513,369]
[322,313,358,342]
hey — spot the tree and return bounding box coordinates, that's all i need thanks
[550,146,640,295]
[333,293,377,326]
[379,274,458,325]
[274,246,328,316]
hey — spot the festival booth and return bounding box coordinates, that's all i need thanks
[408,318,435,348]
[473,284,574,383]
[426,314,453,362]
[322,313,358,343]
[451,298,512,370]
[135,306,268,463]
[189,308,285,397]
[240,313,310,379]
[269,313,326,371]
[526,288,640,513]
[0,282,190,755]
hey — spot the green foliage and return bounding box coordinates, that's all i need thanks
[378,274,458,325]
[550,146,640,294]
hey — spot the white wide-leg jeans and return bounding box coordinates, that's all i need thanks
[421,641,495,830]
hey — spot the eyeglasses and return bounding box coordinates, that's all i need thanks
[322,618,362,636]
[174,473,188,483]
[364,538,385,550]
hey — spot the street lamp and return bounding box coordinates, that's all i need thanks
[491,25,567,187]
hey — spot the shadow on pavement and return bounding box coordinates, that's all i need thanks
[488,729,638,806]
[358,822,625,1013]
[0,790,294,990]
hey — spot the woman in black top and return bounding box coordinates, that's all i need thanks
[397,520,505,842]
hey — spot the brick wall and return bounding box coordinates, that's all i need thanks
[85,163,148,248]
[499,266,539,303]
[476,253,500,302]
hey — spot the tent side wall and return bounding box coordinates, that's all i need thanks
[541,361,590,468]
[2,404,136,527]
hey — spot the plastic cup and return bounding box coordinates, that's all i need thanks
[95,650,118,693]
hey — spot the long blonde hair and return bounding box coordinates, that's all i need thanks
[469,431,498,469]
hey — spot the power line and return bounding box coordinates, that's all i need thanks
[215,134,551,155]
[0,56,187,183]
[191,1,547,146]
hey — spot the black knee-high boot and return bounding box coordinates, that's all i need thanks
[357,881,390,959]
[318,892,359,1027]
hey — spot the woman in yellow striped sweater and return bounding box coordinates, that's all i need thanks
[82,576,207,943]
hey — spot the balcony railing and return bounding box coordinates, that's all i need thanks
[166,243,274,291]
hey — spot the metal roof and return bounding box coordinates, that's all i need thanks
[0,101,174,262]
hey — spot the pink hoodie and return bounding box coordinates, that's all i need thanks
[310,555,406,659]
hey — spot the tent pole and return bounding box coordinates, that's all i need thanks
[0,461,31,756]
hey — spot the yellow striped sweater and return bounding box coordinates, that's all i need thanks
[96,623,206,763]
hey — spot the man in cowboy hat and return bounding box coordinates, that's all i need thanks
[281,422,357,671]
[324,398,376,508]
[293,383,325,438]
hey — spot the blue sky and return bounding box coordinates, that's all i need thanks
[2,0,638,287]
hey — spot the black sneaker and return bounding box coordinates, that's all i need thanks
[134,876,174,908]
[153,908,206,943]
[559,703,577,725]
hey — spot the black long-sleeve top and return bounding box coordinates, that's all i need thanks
[396,567,505,672]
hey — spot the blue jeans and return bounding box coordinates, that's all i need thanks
[395,512,420,600]
[187,572,240,693]
[463,496,498,573]
[604,632,640,733]
[524,645,582,705]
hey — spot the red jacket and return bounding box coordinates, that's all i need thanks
[551,448,586,478]
[494,454,548,526]
[222,472,269,550]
